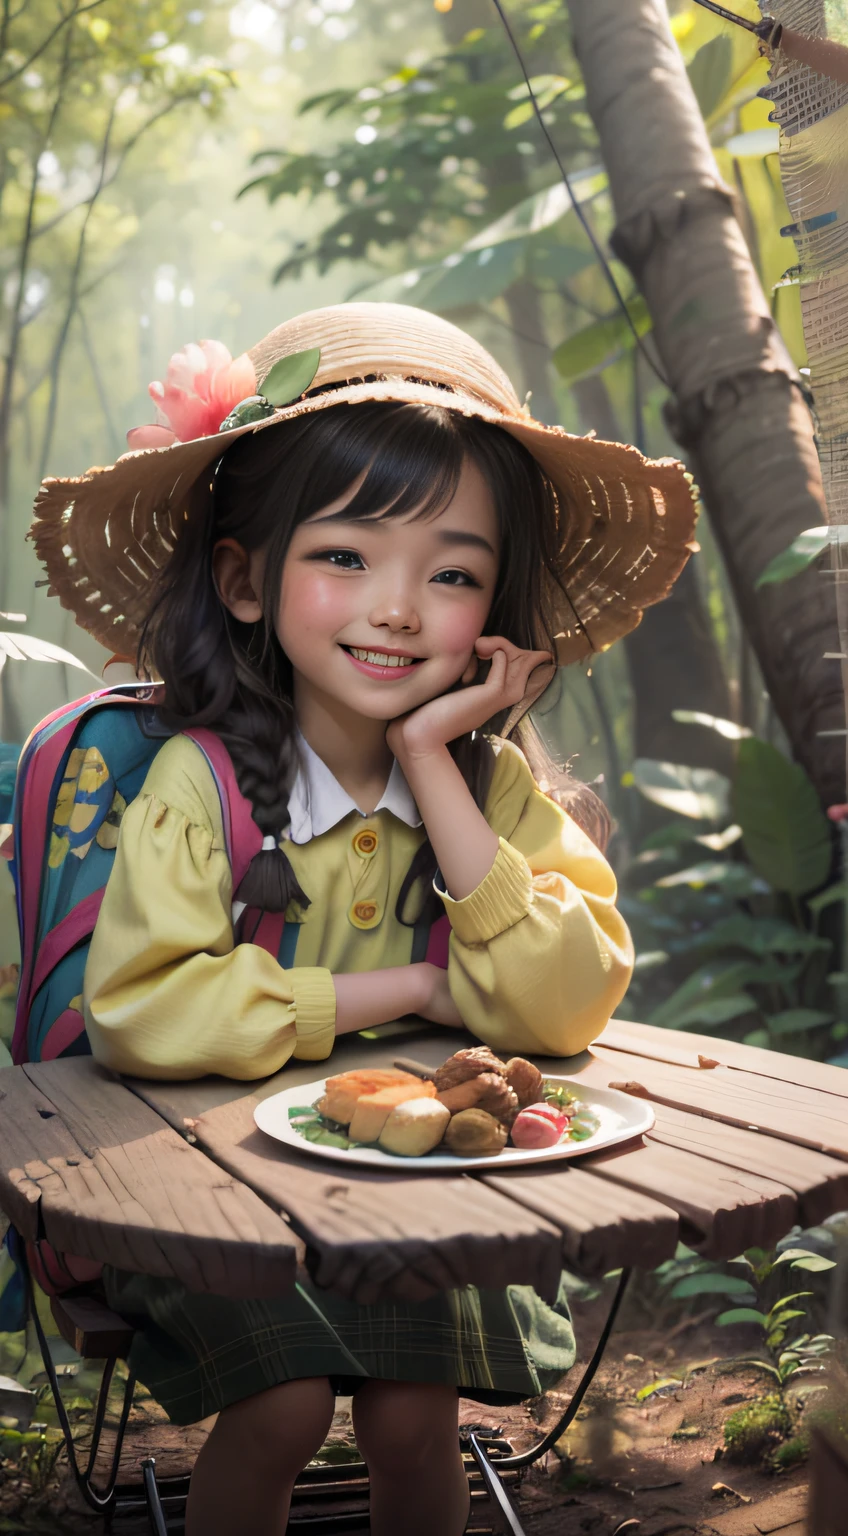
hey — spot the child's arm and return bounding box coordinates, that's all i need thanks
[83,740,456,1083]
[389,639,633,1058]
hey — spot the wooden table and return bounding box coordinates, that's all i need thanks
[1,1018,847,1305]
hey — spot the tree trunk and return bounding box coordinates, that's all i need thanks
[565,0,844,806]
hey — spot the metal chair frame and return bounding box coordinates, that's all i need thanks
[20,1235,630,1535]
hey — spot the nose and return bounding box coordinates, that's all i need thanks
[367,573,421,635]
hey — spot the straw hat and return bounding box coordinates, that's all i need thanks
[30,302,698,665]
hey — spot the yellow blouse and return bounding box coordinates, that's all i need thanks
[83,734,633,1080]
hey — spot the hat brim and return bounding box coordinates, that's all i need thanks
[30,377,698,664]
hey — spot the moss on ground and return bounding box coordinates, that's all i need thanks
[724,1394,791,1464]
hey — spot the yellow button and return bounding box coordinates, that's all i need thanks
[353,828,378,857]
[350,899,381,929]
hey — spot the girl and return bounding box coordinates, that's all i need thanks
[32,302,696,1536]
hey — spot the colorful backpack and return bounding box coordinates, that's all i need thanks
[8,684,273,1067]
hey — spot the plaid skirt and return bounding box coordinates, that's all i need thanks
[103,1267,577,1426]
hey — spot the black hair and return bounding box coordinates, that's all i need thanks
[140,400,607,921]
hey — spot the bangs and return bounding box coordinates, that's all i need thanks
[290,402,467,528]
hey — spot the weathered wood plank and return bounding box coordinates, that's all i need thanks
[162,1091,566,1304]
[579,1136,797,1258]
[571,1046,848,1161]
[600,1018,848,1100]
[648,1102,848,1228]
[5,1060,299,1298]
[479,1164,678,1275]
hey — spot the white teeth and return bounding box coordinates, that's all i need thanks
[349,648,415,667]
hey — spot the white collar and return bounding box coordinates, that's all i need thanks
[287,731,422,845]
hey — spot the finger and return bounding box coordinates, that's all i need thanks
[474,634,520,661]
[460,654,480,686]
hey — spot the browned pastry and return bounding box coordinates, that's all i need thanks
[444,1108,508,1157]
[504,1057,544,1109]
[432,1046,507,1092]
[437,1072,519,1124]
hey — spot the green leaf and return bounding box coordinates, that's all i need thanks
[260,348,321,407]
[353,170,604,310]
[649,959,767,1029]
[664,994,758,1030]
[654,862,769,897]
[687,34,733,119]
[552,294,651,383]
[692,915,829,958]
[807,882,848,917]
[629,759,730,821]
[755,527,829,588]
[766,1009,835,1037]
[669,1273,756,1301]
[733,737,832,895]
[744,1029,771,1049]
[716,1308,768,1328]
[724,127,780,158]
[636,1377,682,1401]
[774,1250,837,1273]
[671,710,752,741]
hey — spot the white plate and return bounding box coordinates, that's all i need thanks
[253,1075,655,1171]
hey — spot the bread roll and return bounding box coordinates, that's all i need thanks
[379,1098,451,1157]
[349,1081,436,1143]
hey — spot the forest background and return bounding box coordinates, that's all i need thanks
[2,0,847,1069]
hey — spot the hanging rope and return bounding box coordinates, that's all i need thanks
[490,0,669,388]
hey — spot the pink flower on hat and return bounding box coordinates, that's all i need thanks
[126,340,257,449]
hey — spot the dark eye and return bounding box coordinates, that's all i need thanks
[432,569,479,587]
[320,549,364,570]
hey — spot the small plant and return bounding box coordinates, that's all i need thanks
[717,1246,836,1389]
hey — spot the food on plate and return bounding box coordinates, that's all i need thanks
[432,1046,506,1092]
[379,1098,451,1156]
[348,1080,437,1143]
[437,1071,519,1124]
[298,1051,601,1161]
[511,1102,571,1150]
[504,1057,544,1108]
[444,1108,508,1157]
[318,1068,422,1125]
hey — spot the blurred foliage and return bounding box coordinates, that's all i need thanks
[619,716,848,1064]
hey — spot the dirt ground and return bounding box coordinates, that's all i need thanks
[0,1290,828,1534]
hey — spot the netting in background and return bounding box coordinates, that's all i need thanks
[762,0,848,772]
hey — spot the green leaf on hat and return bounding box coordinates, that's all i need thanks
[260,348,321,407]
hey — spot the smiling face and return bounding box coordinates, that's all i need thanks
[276,457,499,721]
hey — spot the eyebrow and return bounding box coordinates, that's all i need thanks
[309,513,496,557]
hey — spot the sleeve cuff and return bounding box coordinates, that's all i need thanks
[438,836,532,945]
[290,967,337,1060]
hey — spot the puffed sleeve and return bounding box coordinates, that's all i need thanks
[440,740,633,1057]
[83,735,336,1080]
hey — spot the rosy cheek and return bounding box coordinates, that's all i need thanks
[428,597,491,660]
[277,569,354,652]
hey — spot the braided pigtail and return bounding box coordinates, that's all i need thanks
[140,477,309,916]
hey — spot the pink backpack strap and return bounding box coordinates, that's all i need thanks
[181,728,283,959]
[182,727,263,889]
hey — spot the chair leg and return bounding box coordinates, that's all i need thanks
[142,1457,169,1536]
[468,1432,527,1536]
[19,1243,136,1516]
